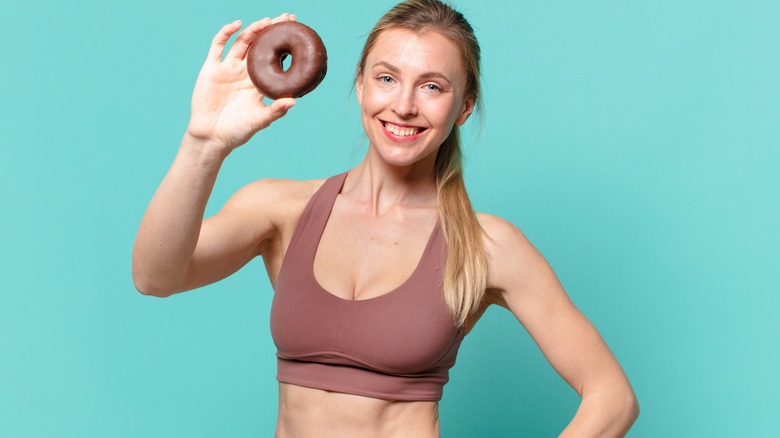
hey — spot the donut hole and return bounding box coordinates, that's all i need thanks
[280,52,293,72]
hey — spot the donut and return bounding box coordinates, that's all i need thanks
[246,21,328,99]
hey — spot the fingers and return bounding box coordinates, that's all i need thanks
[266,98,296,121]
[252,98,296,132]
[225,17,271,61]
[226,13,296,61]
[207,20,242,62]
[270,12,296,24]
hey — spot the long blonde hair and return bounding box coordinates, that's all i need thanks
[356,0,486,327]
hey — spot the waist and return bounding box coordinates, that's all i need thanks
[276,382,440,438]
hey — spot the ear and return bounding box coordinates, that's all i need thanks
[355,71,364,105]
[455,98,475,126]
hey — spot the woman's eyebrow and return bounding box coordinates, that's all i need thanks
[372,61,453,85]
[419,72,452,85]
[373,61,401,73]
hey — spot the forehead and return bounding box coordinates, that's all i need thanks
[366,29,465,79]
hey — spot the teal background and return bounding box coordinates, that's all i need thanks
[1,0,778,436]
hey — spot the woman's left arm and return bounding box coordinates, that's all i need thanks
[479,214,639,437]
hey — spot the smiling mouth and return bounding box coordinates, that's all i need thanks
[382,121,426,137]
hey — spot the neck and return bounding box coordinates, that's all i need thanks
[344,149,438,217]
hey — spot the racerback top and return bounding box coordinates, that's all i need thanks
[270,172,466,401]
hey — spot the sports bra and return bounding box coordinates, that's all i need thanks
[270,172,466,401]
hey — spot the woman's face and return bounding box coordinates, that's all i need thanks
[356,29,474,170]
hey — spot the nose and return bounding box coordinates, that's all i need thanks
[392,86,417,117]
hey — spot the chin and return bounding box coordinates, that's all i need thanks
[372,145,439,170]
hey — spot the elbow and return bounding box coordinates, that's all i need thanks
[131,251,185,297]
[590,385,640,431]
[620,381,640,422]
[627,392,640,423]
[133,277,174,298]
[132,267,177,298]
[617,390,640,430]
[610,377,640,426]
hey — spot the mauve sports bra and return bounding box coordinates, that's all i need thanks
[270,172,466,401]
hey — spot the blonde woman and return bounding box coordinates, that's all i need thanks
[132,0,639,436]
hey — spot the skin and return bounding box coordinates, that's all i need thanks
[132,15,638,438]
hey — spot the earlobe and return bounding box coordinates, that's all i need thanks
[455,99,475,126]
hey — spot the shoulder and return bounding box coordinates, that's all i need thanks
[212,177,330,258]
[219,177,327,231]
[476,213,537,260]
[476,213,554,299]
[225,177,324,213]
[230,177,324,203]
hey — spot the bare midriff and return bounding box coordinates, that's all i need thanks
[275,383,440,438]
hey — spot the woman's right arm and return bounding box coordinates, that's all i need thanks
[132,16,297,296]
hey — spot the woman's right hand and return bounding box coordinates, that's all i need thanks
[187,15,298,155]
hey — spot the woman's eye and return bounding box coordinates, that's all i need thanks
[378,76,394,84]
[425,83,442,92]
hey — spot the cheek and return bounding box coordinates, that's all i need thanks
[425,99,461,126]
[360,86,391,113]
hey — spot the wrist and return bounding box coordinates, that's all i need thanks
[182,131,231,158]
[180,132,231,168]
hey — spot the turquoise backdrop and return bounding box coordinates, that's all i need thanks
[1,0,778,436]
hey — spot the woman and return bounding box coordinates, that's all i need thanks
[132,0,639,436]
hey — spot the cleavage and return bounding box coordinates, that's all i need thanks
[312,201,437,301]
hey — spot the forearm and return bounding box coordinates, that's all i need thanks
[559,389,639,438]
[131,134,227,296]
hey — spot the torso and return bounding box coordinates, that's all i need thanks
[251,172,541,437]
[259,174,446,437]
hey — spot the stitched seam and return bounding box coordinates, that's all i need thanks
[332,301,345,351]
[277,349,447,377]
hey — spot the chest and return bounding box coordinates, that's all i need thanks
[271,208,461,373]
[313,205,438,301]
[270,175,465,374]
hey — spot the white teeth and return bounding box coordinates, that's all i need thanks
[384,122,421,137]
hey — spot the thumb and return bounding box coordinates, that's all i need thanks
[268,98,296,120]
[252,98,296,132]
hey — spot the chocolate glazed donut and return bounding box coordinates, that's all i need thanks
[246,21,327,99]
